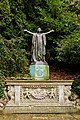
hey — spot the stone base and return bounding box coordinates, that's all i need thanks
[4,106,76,114]
[3,80,78,113]
[30,64,49,80]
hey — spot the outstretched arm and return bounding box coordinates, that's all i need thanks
[24,29,34,35]
[43,29,54,35]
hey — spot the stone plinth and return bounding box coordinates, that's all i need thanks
[3,80,77,113]
[30,64,49,80]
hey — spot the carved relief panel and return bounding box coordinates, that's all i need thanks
[64,85,72,104]
[20,86,59,106]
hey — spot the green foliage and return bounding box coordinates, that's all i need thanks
[1,0,79,38]
[0,35,30,76]
[56,30,80,64]
[24,0,80,63]
[0,71,4,98]
[34,0,79,34]
[71,76,80,96]
[0,0,27,39]
[0,0,80,77]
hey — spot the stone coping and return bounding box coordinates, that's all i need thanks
[5,80,73,86]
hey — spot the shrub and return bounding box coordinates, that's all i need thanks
[0,35,30,76]
[56,30,80,64]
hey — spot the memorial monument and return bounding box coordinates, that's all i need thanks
[24,28,54,80]
[1,29,76,114]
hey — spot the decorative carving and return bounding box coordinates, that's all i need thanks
[0,87,10,109]
[23,88,31,99]
[23,88,48,100]
[4,81,74,112]
[0,99,5,109]
[7,86,15,104]
[31,88,48,99]
[49,88,56,99]
[64,86,71,103]
[21,87,57,101]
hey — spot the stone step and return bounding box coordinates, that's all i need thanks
[32,117,48,120]
[32,117,74,120]
[0,114,80,120]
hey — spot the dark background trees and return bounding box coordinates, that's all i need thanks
[0,0,80,77]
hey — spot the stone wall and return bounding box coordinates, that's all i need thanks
[3,80,77,113]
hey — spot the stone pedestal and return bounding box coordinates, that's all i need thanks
[3,80,77,113]
[30,64,49,80]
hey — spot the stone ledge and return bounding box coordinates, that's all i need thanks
[5,80,73,86]
[3,106,77,114]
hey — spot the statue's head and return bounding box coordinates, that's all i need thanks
[37,28,42,33]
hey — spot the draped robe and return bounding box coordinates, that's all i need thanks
[31,33,46,63]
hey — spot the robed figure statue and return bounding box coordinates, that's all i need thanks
[24,28,54,64]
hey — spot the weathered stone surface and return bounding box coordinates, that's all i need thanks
[0,114,79,120]
[49,117,73,120]
[3,80,78,113]
[30,64,49,80]
[32,117,48,120]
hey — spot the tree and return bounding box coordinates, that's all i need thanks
[0,35,30,76]
[0,0,80,77]
[56,30,80,64]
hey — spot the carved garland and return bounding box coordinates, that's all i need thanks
[22,87,56,100]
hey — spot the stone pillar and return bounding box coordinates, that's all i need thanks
[15,86,20,105]
[59,86,64,105]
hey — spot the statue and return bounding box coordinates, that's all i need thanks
[24,28,54,64]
